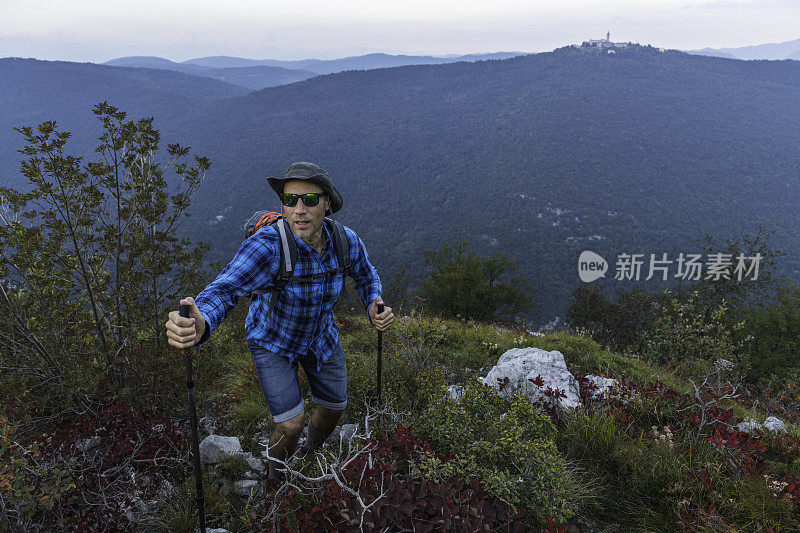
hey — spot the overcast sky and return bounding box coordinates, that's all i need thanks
[2,0,799,62]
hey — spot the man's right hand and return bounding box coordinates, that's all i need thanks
[165,297,206,350]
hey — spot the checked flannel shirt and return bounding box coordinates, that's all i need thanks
[194,222,382,372]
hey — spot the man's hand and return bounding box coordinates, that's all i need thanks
[368,297,394,332]
[165,297,206,350]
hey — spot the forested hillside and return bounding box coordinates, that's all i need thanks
[2,46,799,324]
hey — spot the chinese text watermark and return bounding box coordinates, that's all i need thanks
[578,251,762,283]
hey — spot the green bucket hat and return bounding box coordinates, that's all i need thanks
[267,162,343,214]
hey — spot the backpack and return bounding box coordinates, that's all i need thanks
[242,211,354,316]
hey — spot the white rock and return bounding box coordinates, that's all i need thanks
[481,347,581,410]
[245,455,266,474]
[446,385,464,401]
[341,424,358,442]
[764,416,787,433]
[76,436,101,452]
[233,479,259,497]
[737,419,761,434]
[585,375,620,400]
[199,435,242,464]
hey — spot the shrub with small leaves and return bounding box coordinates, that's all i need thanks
[412,377,575,528]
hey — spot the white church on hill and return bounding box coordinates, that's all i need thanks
[582,32,630,50]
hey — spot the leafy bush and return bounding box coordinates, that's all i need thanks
[644,289,746,375]
[412,376,575,528]
[740,282,800,384]
[416,240,532,320]
[257,425,527,532]
[0,417,77,529]
[566,285,657,355]
[0,103,210,419]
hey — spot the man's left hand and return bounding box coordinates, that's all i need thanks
[368,297,394,332]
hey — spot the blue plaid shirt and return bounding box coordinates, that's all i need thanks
[195,222,382,371]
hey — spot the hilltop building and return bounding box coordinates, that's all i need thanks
[581,32,630,50]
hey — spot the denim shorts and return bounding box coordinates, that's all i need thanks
[247,339,348,423]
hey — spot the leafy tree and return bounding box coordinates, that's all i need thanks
[0,102,209,413]
[678,227,786,320]
[565,285,657,354]
[416,240,532,320]
[741,282,800,383]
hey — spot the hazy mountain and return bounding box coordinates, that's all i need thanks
[787,49,800,61]
[684,48,737,59]
[103,56,318,90]
[687,36,800,60]
[105,56,180,68]
[0,57,248,199]
[183,52,527,74]
[3,47,800,324]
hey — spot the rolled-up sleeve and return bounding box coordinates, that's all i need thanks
[194,230,279,345]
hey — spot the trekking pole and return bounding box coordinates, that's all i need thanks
[179,304,206,533]
[376,302,384,410]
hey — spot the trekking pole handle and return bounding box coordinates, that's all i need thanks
[377,303,384,315]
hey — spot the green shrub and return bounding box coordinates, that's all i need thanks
[741,283,800,384]
[412,377,575,528]
[644,289,746,376]
[416,240,532,320]
[0,417,77,529]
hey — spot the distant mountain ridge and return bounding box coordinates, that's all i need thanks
[685,36,800,60]
[104,56,318,89]
[102,52,527,89]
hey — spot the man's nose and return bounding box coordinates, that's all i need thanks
[294,199,307,213]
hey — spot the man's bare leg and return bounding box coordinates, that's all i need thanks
[268,410,305,479]
[302,405,344,453]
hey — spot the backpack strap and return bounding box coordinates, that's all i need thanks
[251,218,298,317]
[253,217,355,313]
[326,217,352,276]
[326,217,356,307]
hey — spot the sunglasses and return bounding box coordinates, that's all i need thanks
[280,192,327,207]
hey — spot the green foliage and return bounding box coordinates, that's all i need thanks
[644,289,747,376]
[214,454,249,481]
[0,102,210,417]
[566,285,658,355]
[0,417,77,528]
[740,282,800,383]
[412,377,575,528]
[416,240,532,321]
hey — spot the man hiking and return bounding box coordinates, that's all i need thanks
[165,161,394,482]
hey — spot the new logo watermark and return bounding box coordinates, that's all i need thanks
[578,251,608,282]
[578,251,762,282]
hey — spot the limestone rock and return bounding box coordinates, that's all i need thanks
[233,479,259,497]
[481,347,581,410]
[764,416,787,433]
[737,419,761,434]
[585,374,622,401]
[199,435,242,464]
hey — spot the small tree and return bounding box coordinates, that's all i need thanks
[0,102,209,413]
[416,240,532,320]
[741,281,800,383]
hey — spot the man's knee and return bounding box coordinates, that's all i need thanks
[316,405,343,420]
[275,410,305,438]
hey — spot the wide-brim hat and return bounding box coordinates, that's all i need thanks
[267,162,343,214]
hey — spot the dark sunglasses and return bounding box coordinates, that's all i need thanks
[280,192,327,207]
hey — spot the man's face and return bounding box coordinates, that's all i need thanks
[282,179,330,246]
